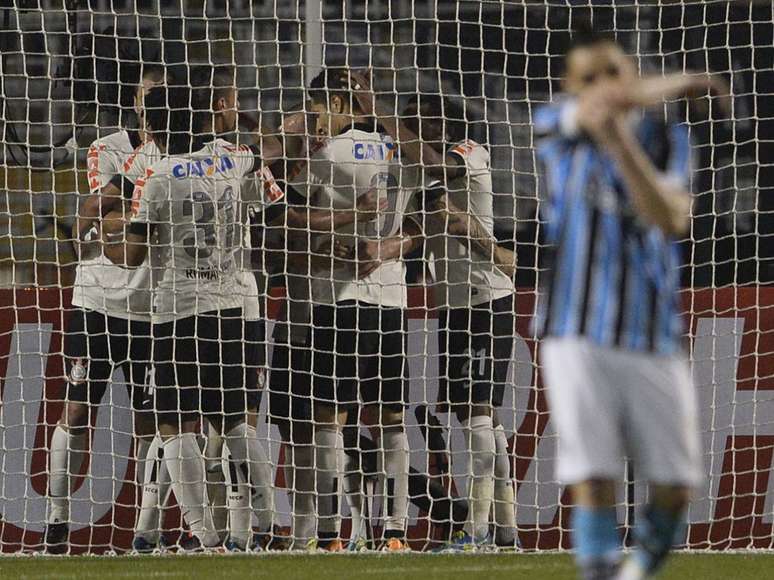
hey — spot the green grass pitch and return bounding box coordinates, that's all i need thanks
[1,553,773,579]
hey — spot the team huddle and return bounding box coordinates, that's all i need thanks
[47,26,725,580]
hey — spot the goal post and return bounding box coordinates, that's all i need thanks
[0,0,771,554]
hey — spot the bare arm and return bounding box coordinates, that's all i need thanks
[101,222,150,268]
[348,70,461,180]
[603,118,690,236]
[284,187,387,234]
[427,192,516,277]
[335,217,424,279]
[632,73,730,113]
[577,82,692,237]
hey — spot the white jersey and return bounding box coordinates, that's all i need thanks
[72,131,161,320]
[130,139,283,323]
[290,123,423,308]
[428,140,515,308]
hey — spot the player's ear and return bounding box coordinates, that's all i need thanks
[330,94,343,115]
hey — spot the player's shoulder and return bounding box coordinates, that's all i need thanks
[331,123,395,161]
[89,129,132,157]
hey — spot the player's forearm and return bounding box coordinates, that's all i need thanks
[375,104,446,175]
[438,196,499,263]
[607,120,691,236]
[77,186,121,240]
[103,230,148,268]
[288,206,359,233]
[633,73,719,109]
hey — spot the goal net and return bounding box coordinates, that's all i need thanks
[0,0,771,554]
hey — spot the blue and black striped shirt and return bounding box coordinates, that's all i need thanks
[534,99,692,355]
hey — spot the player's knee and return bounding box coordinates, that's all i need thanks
[62,402,89,432]
[573,479,617,507]
[133,411,156,438]
[454,403,491,423]
[313,403,342,427]
[651,484,691,514]
[378,405,404,427]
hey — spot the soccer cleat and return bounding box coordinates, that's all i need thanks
[253,530,290,551]
[224,538,248,552]
[347,537,369,552]
[494,532,521,551]
[379,537,410,552]
[177,533,208,553]
[307,538,345,552]
[132,536,161,553]
[44,522,69,555]
[447,530,477,552]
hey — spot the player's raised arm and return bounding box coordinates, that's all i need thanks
[348,70,463,181]
[579,99,691,236]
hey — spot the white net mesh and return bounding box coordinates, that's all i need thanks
[0,0,771,554]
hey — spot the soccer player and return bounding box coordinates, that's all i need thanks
[348,74,518,549]
[266,103,390,549]
[534,26,725,580]
[111,74,283,550]
[44,65,164,554]
[289,68,424,552]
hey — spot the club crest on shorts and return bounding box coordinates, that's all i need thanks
[69,358,87,384]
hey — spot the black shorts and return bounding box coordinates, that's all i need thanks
[437,295,514,408]
[152,308,247,425]
[63,308,152,413]
[311,301,407,408]
[244,319,266,411]
[268,326,313,425]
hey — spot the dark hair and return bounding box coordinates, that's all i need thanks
[73,27,162,126]
[144,78,198,155]
[191,66,236,133]
[567,16,616,55]
[406,93,466,143]
[308,67,362,113]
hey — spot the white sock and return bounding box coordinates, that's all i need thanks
[136,437,152,484]
[204,425,224,474]
[203,428,227,538]
[493,423,516,544]
[48,425,86,524]
[314,425,342,537]
[222,451,251,548]
[135,435,167,543]
[381,425,409,534]
[343,453,366,541]
[162,433,219,546]
[225,423,275,533]
[289,444,316,545]
[463,415,496,541]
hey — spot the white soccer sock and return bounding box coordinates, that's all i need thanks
[48,425,86,524]
[343,453,366,541]
[493,423,517,544]
[463,415,496,541]
[381,425,409,534]
[222,451,251,548]
[135,437,152,484]
[314,425,342,536]
[162,433,219,546]
[203,428,227,538]
[224,423,275,533]
[289,444,316,545]
[135,435,173,543]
